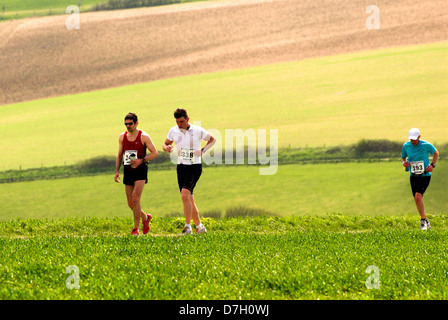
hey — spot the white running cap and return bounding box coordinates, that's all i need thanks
[408,128,420,140]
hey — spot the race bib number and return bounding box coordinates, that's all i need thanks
[124,150,137,165]
[180,147,194,163]
[410,161,425,174]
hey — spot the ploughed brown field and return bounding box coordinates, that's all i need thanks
[0,0,446,105]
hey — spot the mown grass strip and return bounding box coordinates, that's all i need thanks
[1,162,446,220]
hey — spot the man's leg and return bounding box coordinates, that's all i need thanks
[190,194,201,226]
[179,164,202,229]
[127,181,147,229]
[181,188,193,225]
[125,184,134,210]
[414,192,426,220]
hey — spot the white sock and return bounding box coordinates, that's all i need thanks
[197,223,203,229]
[185,223,191,229]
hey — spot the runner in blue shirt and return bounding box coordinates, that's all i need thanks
[401,128,439,230]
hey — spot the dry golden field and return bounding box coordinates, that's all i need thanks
[0,0,446,105]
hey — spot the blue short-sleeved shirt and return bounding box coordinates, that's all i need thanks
[401,140,437,177]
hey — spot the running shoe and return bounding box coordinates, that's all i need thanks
[142,214,152,234]
[181,227,192,236]
[196,225,207,234]
[420,219,431,231]
[130,228,139,235]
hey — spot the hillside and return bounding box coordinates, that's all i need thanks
[0,0,446,105]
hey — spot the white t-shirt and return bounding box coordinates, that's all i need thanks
[167,124,211,165]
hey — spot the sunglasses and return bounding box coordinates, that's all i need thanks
[124,122,134,126]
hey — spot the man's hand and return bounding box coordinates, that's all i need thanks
[194,149,203,157]
[402,160,410,168]
[425,164,434,173]
[114,171,120,183]
[130,159,143,168]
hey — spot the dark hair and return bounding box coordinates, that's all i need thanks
[174,108,188,119]
[124,112,138,123]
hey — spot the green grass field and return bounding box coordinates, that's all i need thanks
[1,23,446,300]
[0,0,209,20]
[1,162,446,221]
[1,215,448,299]
[0,0,100,12]
[0,42,446,171]
[0,0,101,20]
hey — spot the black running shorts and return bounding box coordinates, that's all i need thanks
[410,175,431,197]
[123,163,148,185]
[177,164,202,194]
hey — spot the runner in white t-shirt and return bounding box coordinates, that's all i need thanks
[163,108,215,235]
